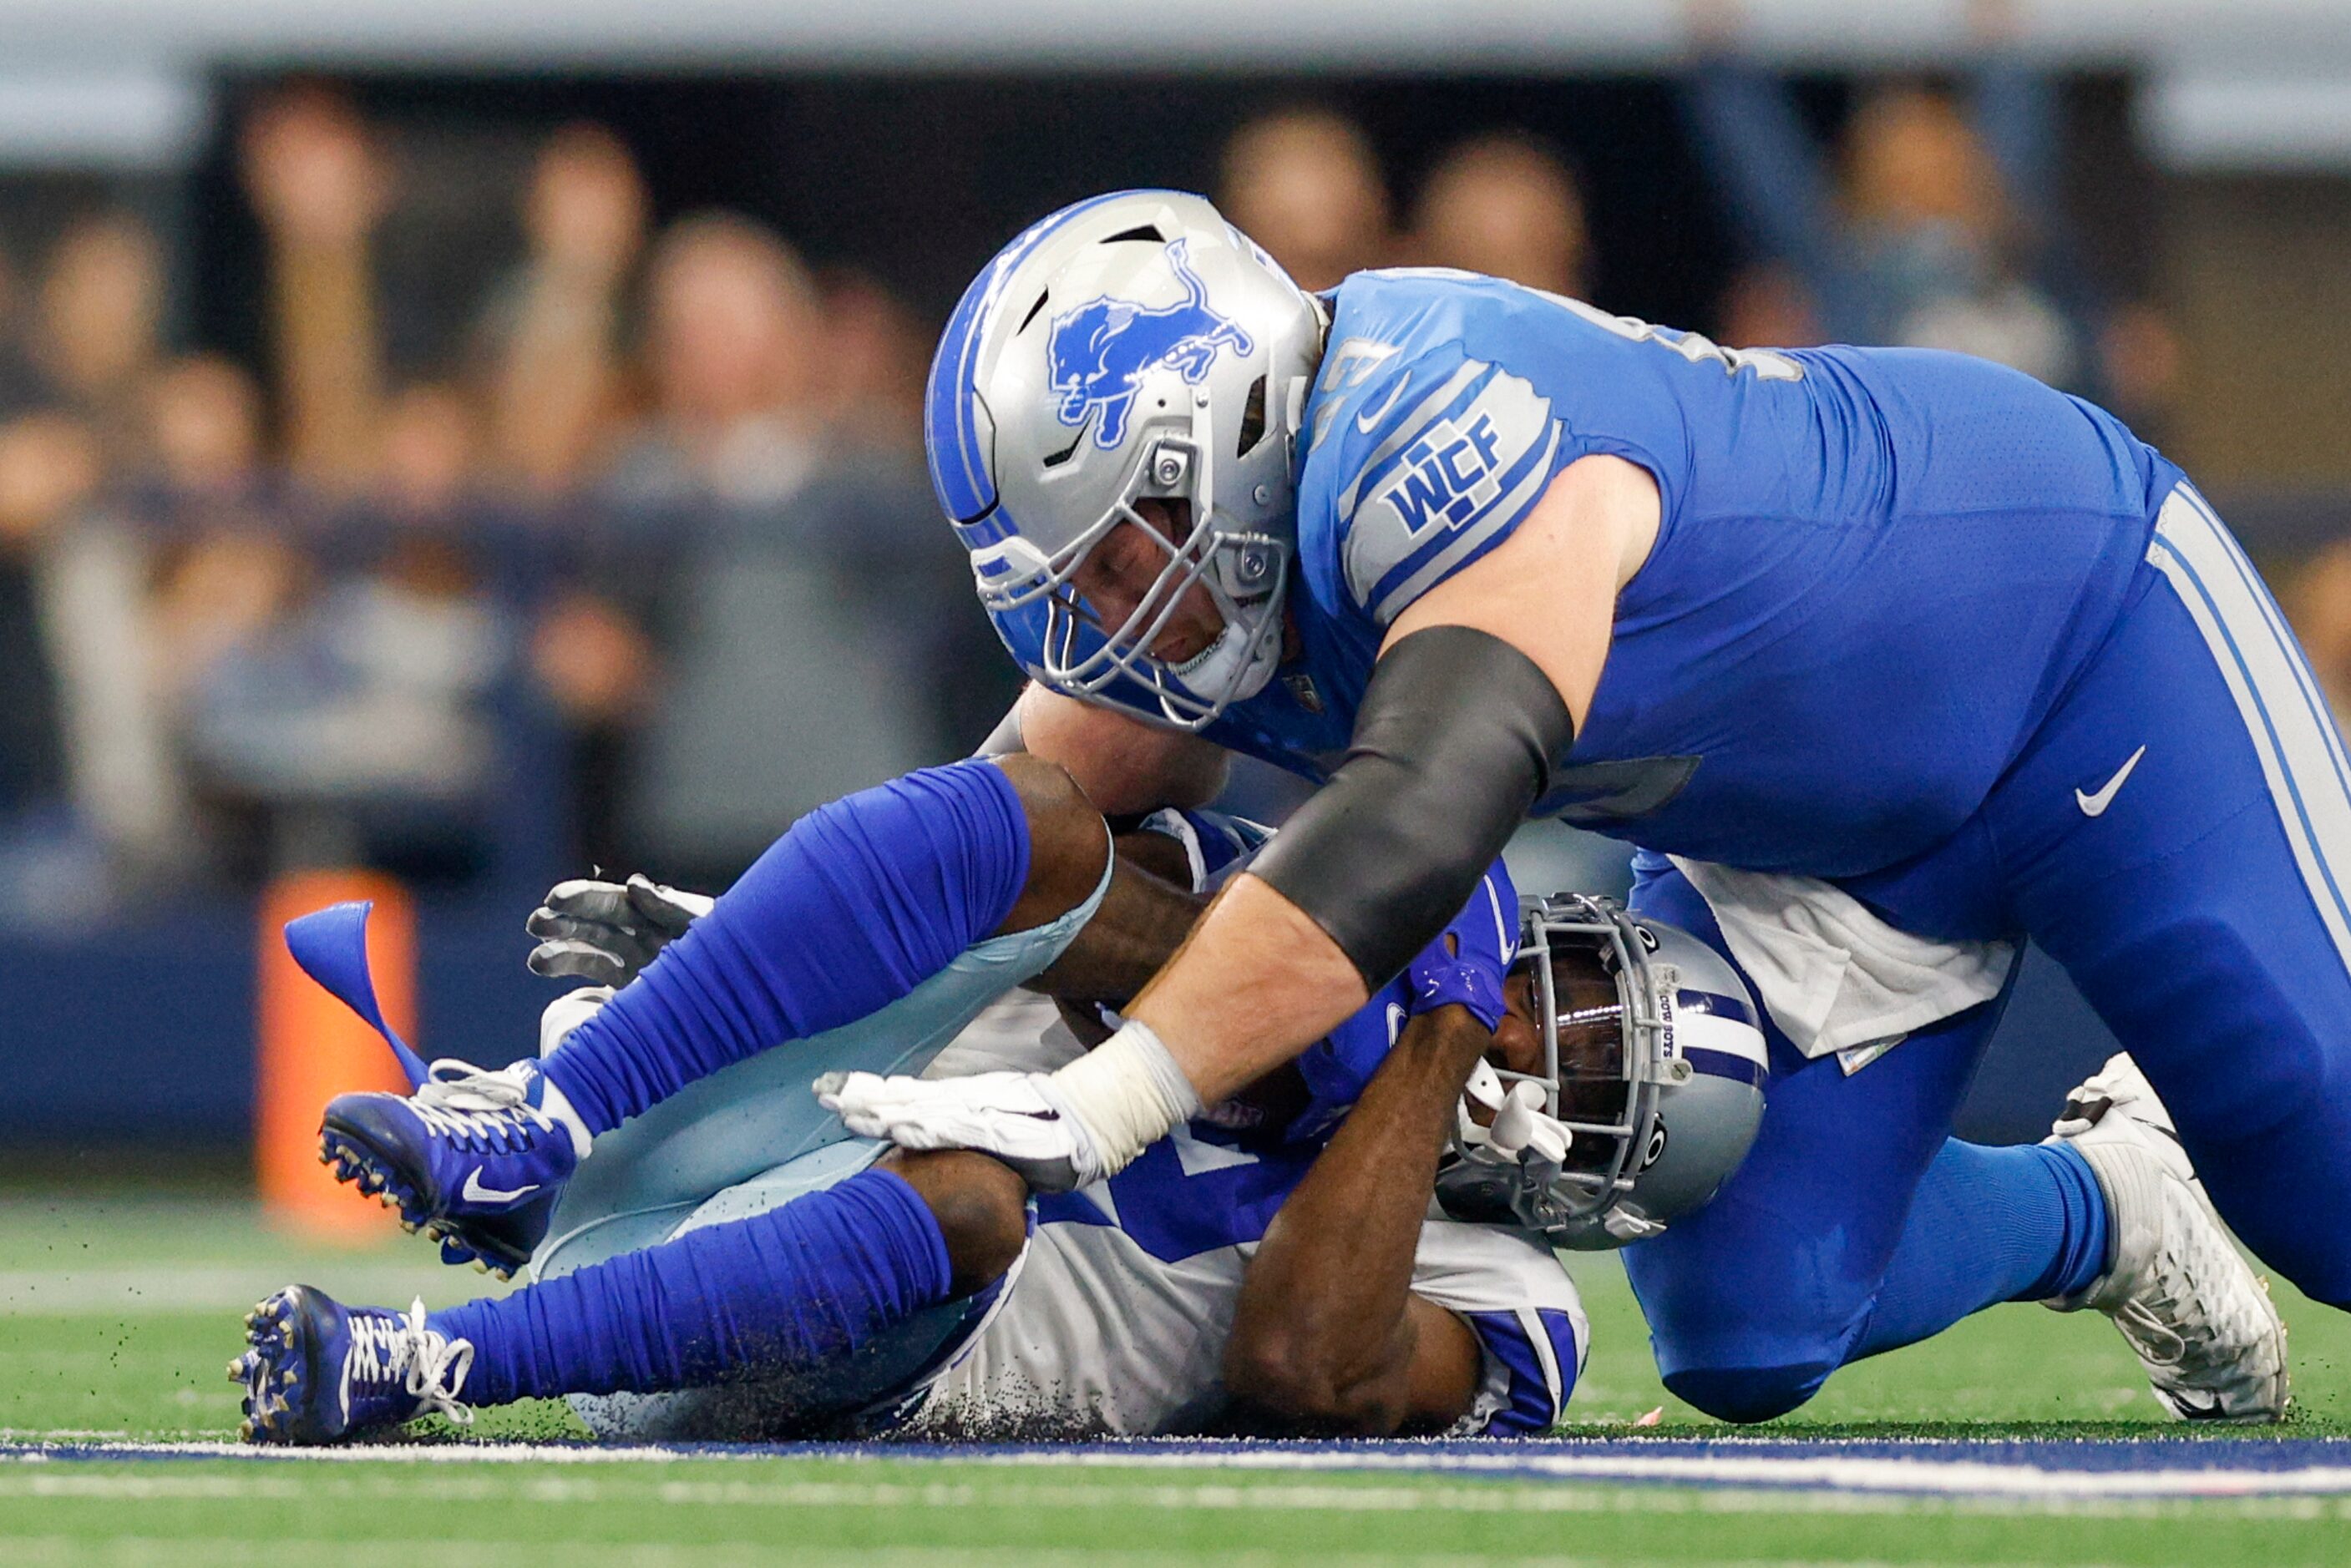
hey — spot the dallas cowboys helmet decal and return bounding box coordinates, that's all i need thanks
[1047,240,1256,448]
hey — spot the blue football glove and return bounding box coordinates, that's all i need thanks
[1403,857,1520,1030]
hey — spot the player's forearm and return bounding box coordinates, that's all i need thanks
[1127,873,1369,1105]
[1224,1006,1489,1428]
[1016,685,1230,814]
[1026,838,1203,1005]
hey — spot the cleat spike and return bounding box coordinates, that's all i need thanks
[474,1259,491,1274]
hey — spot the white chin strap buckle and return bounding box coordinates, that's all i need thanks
[1458,1059,1572,1165]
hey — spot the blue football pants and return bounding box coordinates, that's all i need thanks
[1626,483,2351,1417]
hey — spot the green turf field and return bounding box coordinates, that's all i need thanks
[3,1194,2347,1563]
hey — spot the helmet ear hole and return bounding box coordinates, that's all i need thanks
[1235,376,1269,459]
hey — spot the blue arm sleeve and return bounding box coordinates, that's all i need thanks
[541,761,1031,1134]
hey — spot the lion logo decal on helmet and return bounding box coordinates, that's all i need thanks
[1046,240,1254,449]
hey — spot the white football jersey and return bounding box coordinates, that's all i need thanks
[894,994,1589,1439]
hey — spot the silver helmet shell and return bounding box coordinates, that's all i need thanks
[1436,893,1771,1250]
[925,190,1326,729]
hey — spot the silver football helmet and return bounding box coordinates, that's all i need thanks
[925,190,1326,728]
[1436,894,1771,1250]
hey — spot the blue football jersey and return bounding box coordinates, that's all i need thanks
[1144,268,2180,882]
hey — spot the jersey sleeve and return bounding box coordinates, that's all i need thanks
[1300,271,1724,633]
[1318,333,1573,627]
[1407,1217,1590,1436]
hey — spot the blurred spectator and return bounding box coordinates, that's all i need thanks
[601,213,960,887]
[1716,260,1825,349]
[1680,0,2181,422]
[0,416,93,822]
[1682,3,2082,389]
[0,386,187,923]
[1411,133,1591,298]
[148,355,265,497]
[172,382,528,886]
[818,266,930,452]
[2288,543,2351,728]
[144,355,292,698]
[28,213,166,466]
[0,242,49,415]
[241,85,393,495]
[609,213,826,507]
[1218,108,1393,291]
[484,123,648,497]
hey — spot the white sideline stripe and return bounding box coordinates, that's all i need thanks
[0,1267,508,1316]
[0,1548,1958,1568]
[3,1465,2351,1522]
[2148,488,2351,976]
[8,1443,2351,1502]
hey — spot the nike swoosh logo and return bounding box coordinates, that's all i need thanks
[461,1169,540,1204]
[1355,376,1410,433]
[2075,745,2148,817]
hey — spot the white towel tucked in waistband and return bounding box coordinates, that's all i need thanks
[1668,857,2017,1061]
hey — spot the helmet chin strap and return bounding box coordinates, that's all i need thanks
[1172,591,1281,707]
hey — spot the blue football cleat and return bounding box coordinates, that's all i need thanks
[321,1059,590,1277]
[231,1285,474,1445]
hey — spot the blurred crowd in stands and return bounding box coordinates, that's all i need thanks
[0,22,2194,927]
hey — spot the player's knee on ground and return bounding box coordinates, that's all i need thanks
[991,755,1111,936]
[878,1149,1029,1297]
[1661,1359,1836,1425]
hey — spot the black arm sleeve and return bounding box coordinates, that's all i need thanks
[1249,625,1574,990]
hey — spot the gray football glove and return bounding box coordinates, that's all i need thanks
[525,873,716,985]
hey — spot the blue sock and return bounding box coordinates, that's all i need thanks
[1851,1139,2110,1360]
[429,1168,954,1405]
[543,761,1031,1135]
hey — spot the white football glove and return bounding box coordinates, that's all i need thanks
[526,873,716,985]
[813,1070,1112,1191]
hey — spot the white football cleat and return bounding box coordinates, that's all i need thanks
[2044,1053,2289,1422]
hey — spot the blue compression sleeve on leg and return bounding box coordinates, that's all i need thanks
[430,1168,955,1406]
[1850,1139,2108,1361]
[541,761,1031,1134]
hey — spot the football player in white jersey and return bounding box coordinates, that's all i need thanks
[235,756,1760,1444]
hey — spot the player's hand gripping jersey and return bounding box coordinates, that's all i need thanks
[1141,270,2173,883]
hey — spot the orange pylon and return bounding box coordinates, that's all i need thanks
[257,870,416,1240]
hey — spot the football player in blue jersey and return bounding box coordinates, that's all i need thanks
[820,189,2331,1424]
[236,755,1761,1443]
